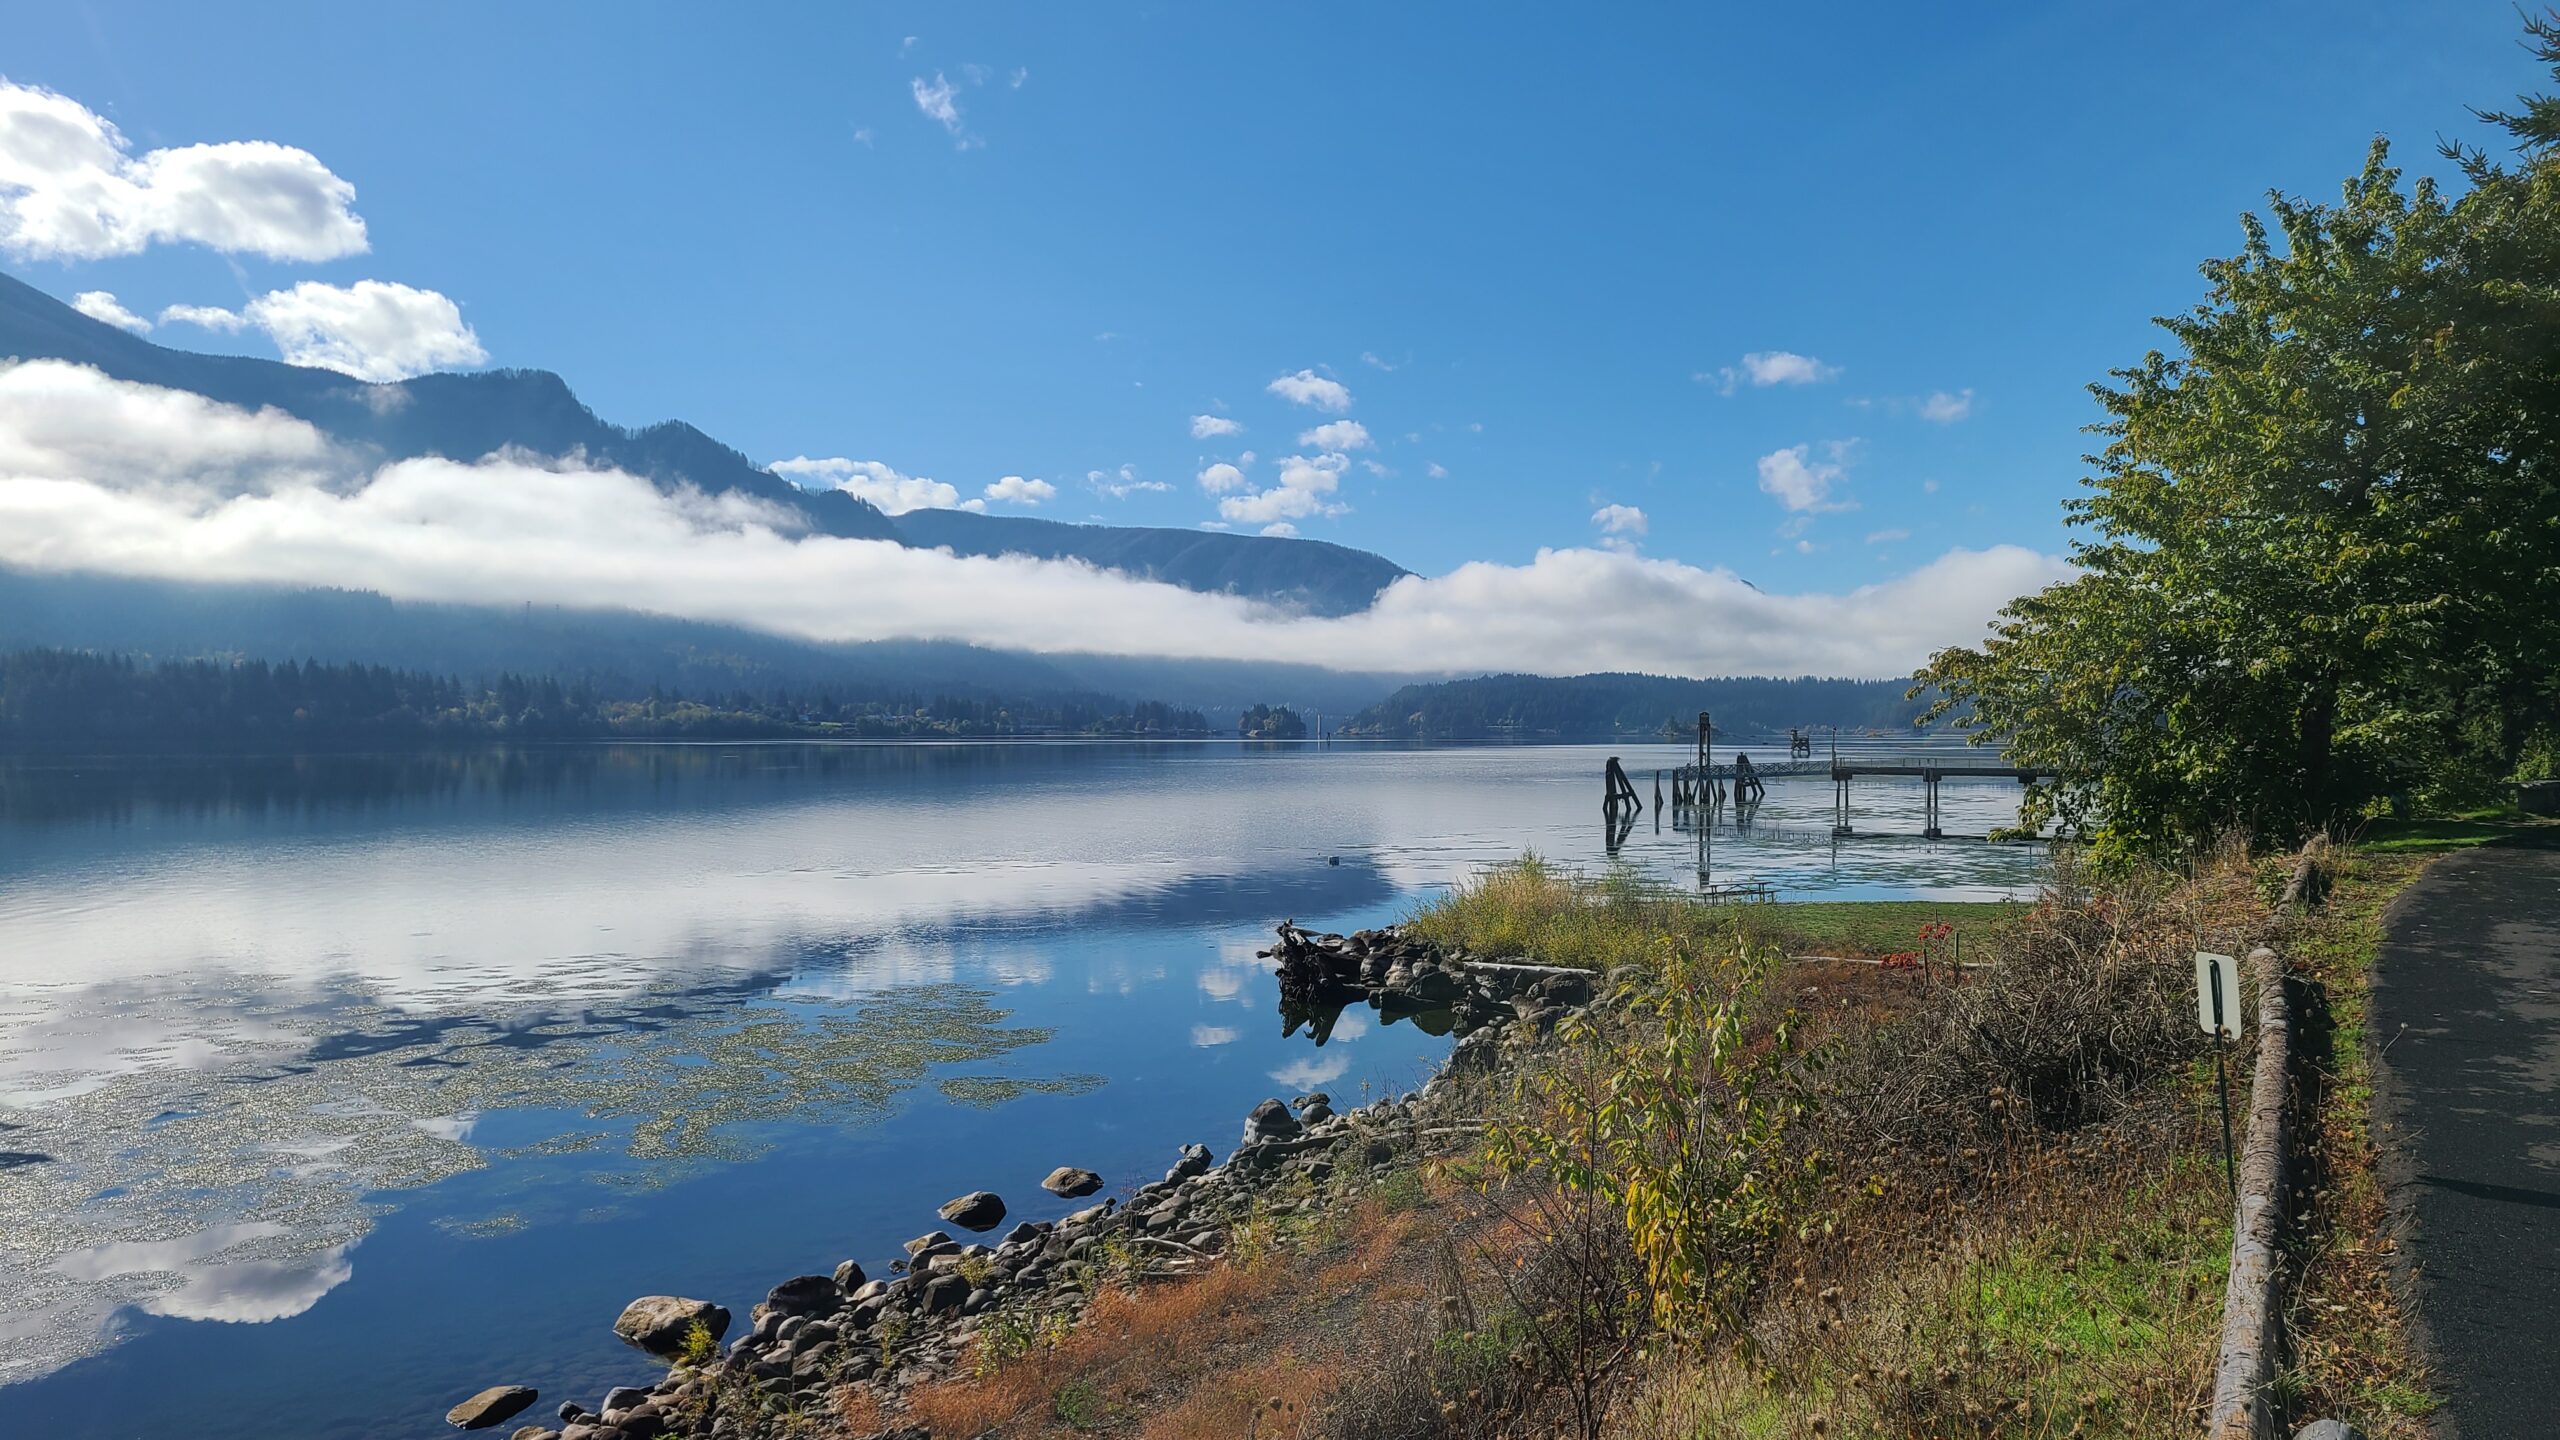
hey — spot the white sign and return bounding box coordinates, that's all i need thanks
[2195,951,2242,1039]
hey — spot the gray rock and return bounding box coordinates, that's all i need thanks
[447,1386,539,1431]
[1292,1092,1332,1110]
[1298,1098,1335,1124]
[939,1190,1007,1231]
[1001,1220,1051,1246]
[2292,1425,2365,1440]
[1243,1097,1301,1145]
[904,1228,954,1258]
[765,1274,840,1316]
[612,1296,730,1357]
[508,1428,560,1440]
[833,1258,867,1291]
[557,1403,588,1424]
[920,1273,970,1315]
[1041,1165,1104,1198]
[600,1387,649,1416]
[1169,1143,1213,1179]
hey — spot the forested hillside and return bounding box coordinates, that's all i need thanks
[1339,672,1926,740]
[0,649,1212,754]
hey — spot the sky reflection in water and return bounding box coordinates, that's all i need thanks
[0,741,2041,1438]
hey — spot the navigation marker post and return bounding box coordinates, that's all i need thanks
[2195,950,2242,1195]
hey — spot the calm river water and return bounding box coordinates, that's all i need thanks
[0,740,2041,1437]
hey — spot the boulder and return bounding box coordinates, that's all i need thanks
[764,1275,841,1317]
[509,1428,560,1440]
[1243,1097,1301,1145]
[612,1297,730,1357]
[904,1229,955,1258]
[939,1190,1007,1231]
[1000,1220,1050,1246]
[1170,1143,1213,1178]
[1041,1165,1104,1198]
[920,1272,970,1315]
[832,1258,867,1292]
[601,1387,650,1416]
[448,1386,539,1431]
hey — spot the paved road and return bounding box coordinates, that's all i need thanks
[2371,836,2560,1437]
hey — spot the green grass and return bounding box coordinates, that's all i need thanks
[1406,854,2027,968]
[2277,844,2441,1431]
[1739,898,2024,957]
[2351,813,2556,853]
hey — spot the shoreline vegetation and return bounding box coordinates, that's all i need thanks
[475,844,2468,1440]
[0,647,1230,752]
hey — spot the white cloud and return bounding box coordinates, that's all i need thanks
[1592,504,1647,536]
[1865,527,1910,544]
[153,284,482,381]
[1087,464,1167,500]
[1756,442,1859,514]
[1260,522,1297,538]
[910,72,978,148]
[157,302,245,332]
[0,361,2070,679]
[1196,461,1247,495]
[1700,350,1840,395]
[1010,67,1030,89]
[768,455,959,514]
[1919,388,1974,423]
[0,80,367,262]
[1296,419,1371,451]
[71,290,149,333]
[983,474,1055,505]
[852,127,875,147]
[238,281,486,382]
[1359,351,1396,371]
[1217,452,1348,525]
[1266,369,1351,412]
[1426,462,1448,479]
[1190,414,1243,439]
[1923,478,1942,494]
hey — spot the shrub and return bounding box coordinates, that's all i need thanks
[1484,935,1820,1346]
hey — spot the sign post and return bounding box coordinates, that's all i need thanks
[2195,951,2242,1195]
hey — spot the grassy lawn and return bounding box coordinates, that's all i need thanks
[2352,807,2558,854]
[1739,898,2023,958]
[1408,855,2027,968]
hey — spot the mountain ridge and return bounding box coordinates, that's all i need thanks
[0,272,1408,613]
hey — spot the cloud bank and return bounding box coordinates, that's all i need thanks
[0,362,2065,679]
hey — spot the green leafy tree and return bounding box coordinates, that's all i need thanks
[1918,24,2560,856]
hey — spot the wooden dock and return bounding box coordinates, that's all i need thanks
[1623,711,2051,839]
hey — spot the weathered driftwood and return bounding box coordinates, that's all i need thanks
[2208,946,2294,1440]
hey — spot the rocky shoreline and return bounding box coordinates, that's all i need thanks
[455,924,1597,1440]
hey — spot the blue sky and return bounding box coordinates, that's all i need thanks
[0,2,2542,601]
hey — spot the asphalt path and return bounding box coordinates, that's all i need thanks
[2371,834,2560,1437]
